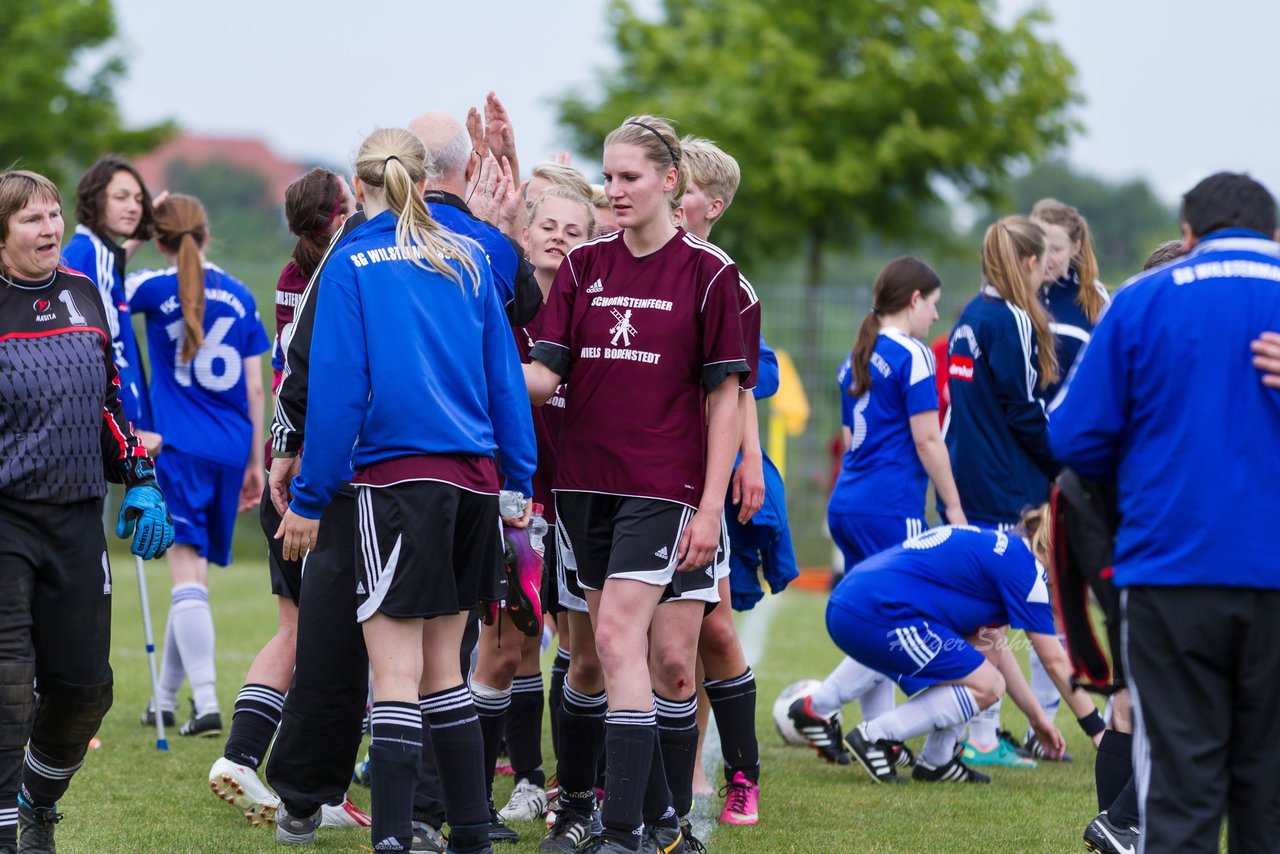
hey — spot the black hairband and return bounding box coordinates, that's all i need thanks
[627,121,679,167]
[384,155,402,167]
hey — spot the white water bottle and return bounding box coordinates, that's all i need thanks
[527,503,548,555]
[498,490,527,519]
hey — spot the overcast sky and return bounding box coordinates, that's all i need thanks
[112,0,1279,205]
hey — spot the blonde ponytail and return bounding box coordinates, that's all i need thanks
[982,216,1059,388]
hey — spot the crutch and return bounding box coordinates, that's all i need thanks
[135,555,169,751]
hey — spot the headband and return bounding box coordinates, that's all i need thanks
[626,121,679,168]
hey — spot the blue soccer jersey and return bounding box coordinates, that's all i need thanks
[126,264,270,467]
[829,328,938,518]
[831,525,1055,637]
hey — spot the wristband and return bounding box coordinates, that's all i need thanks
[1077,709,1106,737]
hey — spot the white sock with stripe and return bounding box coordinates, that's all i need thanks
[863,684,978,744]
[967,699,1001,749]
[859,679,897,722]
[920,722,966,766]
[809,657,885,718]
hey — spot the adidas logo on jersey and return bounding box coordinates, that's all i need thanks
[356,581,366,595]
[586,279,604,293]
[654,546,669,560]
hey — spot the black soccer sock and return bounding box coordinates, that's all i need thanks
[556,684,606,815]
[1107,774,1140,828]
[602,709,656,851]
[505,673,546,788]
[655,692,699,818]
[471,681,511,798]
[369,701,422,851]
[704,668,761,783]
[1095,730,1133,811]
[423,685,490,851]
[549,647,570,759]
[641,724,677,828]
[223,683,285,769]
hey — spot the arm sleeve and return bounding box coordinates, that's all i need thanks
[904,344,940,415]
[480,260,537,496]
[287,261,369,519]
[836,358,855,429]
[1048,296,1130,479]
[988,310,1058,477]
[528,251,579,379]
[700,263,750,392]
[1002,550,1057,635]
[753,334,780,400]
[240,292,272,357]
[123,271,163,314]
[737,276,762,391]
[505,239,544,327]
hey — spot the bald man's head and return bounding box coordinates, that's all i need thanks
[408,110,472,189]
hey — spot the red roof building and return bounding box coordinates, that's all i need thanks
[134,134,306,204]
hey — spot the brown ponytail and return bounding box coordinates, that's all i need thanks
[849,256,941,396]
[285,168,348,279]
[1031,198,1105,324]
[981,216,1059,388]
[153,194,209,363]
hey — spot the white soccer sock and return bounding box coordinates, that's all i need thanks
[170,583,219,715]
[157,608,184,710]
[967,698,1001,749]
[1025,643,1062,740]
[920,722,966,767]
[809,657,885,718]
[863,684,978,744]
[859,679,896,722]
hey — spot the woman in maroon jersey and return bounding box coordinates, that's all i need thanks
[524,116,747,854]
[206,168,359,827]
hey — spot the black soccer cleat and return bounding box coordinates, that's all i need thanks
[178,699,223,738]
[539,806,594,852]
[887,739,916,769]
[911,754,991,784]
[787,696,850,764]
[488,807,521,844]
[1024,732,1073,762]
[844,723,902,784]
[17,796,61,854]
[1083,811,1140,854]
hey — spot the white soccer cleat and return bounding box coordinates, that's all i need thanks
[498,777,548,822]
[320,794,372,828]
[208,756,280,826]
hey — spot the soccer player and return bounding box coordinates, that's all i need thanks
[790,255,965,765]
[524,115,748,854]
[943,216,1059,768]
[207,168,365,828]
[0,169,173,853]
[61,156,162,454]
[126,195,271,737]
[831,516,1101,786]
[276,127,536,854]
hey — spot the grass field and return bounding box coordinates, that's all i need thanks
[55,547,1104,853]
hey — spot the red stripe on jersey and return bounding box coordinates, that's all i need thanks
[0,326,109,347]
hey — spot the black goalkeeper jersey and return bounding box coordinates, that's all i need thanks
[0,268,147,503]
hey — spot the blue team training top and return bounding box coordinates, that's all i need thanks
[944,286,1057,525]
[1041,266,1110,412]
[289,210,536,520]
[1051,229,1280,590]
[830,329,938,518]
[830,525,1055,637]
[62,226,153,429]
[426,194,519,308]
[126,263,270,467]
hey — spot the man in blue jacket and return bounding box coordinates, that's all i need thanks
[1051,172,1280,854]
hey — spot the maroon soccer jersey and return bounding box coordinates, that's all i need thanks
[529,229,749,508]
[516,308,566,525]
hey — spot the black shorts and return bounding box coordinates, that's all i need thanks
[354,482,502,621]
[554,491,719,605]
[260,487,303,605]
[541,526,563,616]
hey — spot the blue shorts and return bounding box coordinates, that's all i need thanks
[828,511,925,569]
[155,448,243,567]
[825,600,985,697]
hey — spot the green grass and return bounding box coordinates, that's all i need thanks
[59,548,1102,852]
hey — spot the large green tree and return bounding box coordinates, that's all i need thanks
[0,0,172,185]
[559,0,1081,284]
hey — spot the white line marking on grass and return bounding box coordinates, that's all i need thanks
[691,592,781,847]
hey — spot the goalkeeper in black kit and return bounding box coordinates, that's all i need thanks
[0,170,174,853]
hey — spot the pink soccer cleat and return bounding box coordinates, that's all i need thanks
[719,770,759,825]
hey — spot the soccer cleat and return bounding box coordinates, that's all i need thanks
[353,752,371,787]
[1024,732,1073,762]
[320,795,371,828]
[411,821,447,853]
[17,796,60,854]
[502,528,545,637]
[911,754,991,783]
[139,704,175,728]
[178,699,223,738]
[961,739,1037,768]
[787,696,850,764]
[718,770,759,825]
[578,837,635,854]
[209,756,280,826]
[489,807,520,844]
[641,822,685,854]
[997,728,1035,759]
[887,740,916,769]
[845,723,901,784]
[275,802,323,845]
[1083,811,1139,854]
[539,807,594,852]
[498,778,548,822]
[678,817,707,854]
